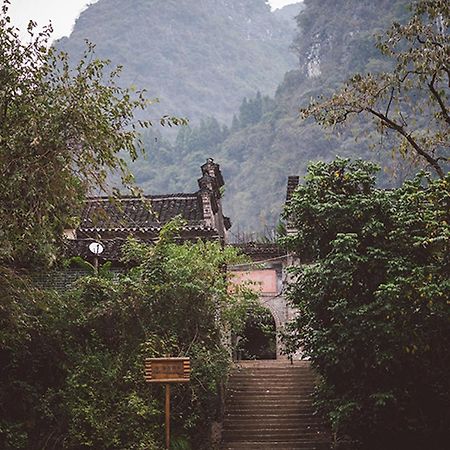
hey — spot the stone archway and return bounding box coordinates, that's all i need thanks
[229,264,292,360]
[258,295,290,359]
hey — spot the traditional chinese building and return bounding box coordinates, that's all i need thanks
[64,158,231,264]
[53,159,301,361]
[33,159,229,289]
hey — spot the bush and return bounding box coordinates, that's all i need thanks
[282,159,450,449]
[0,221,255,449]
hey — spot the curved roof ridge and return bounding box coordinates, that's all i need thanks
[85,192,199,202]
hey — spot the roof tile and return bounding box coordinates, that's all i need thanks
[79,193,204,232]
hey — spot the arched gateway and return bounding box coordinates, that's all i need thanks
[230,242,297,360]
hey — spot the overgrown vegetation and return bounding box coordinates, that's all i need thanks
[282,159,450,449]
[281,7,449,445]
[2,1,449,449]
[1,4,249,448]
[0,221,256,449]
[301,0,449,178]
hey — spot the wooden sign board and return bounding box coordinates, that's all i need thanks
[144,357,190,383]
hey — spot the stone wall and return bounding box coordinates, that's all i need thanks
[31,267,123,291]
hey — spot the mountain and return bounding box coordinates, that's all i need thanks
[130,0,411,232]
[57,0,298,124]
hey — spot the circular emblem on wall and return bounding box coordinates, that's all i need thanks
[88,242,104,255]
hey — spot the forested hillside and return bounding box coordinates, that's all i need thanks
[131,0,410,231]
[57,0,299,124]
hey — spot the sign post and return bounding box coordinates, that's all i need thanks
[165,383,170,448]
[145,358,190,449]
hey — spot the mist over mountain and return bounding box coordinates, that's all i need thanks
[59,0,411,231]
[57,0,299,124]
[130,0,410,232]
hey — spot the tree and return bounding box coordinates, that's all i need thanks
[300,0,449,178]
[0,4,255,449]
[0,2,183,268]
[0,219,256,449]
[238,93,263,128]
[282,158,450,449]
[231,114,240,132]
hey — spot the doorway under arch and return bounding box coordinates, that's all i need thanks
[238,308,277,360]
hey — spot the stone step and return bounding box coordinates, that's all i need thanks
[226,402,316,408]
[228,397,314,403]
[228,386,314,392]
[223,426,326,434]
[229,381,314,384]
[227,391,314,397]
[223,427,327,434]
[224,419,324,426]
[232,368,312,370]
[230,377,315,382]
[227,383,315,389]
[221,361,331,450]
[231,371,315,377]
[223,419,325,426]
[226,406,316,413]
[229,381,314,386]
[231,375,315,378]
[225,415,325,420]
[223,430,331,440]
[231,370,312,373]
[226,399,315,406]
[222,442,331,450]
[226,410,318,416]
[225,410,321,421]
[223,426,327,432]
[224,422,322,429]
[226,406,316,412]
[224,408,320,414]
[229,386,314,390]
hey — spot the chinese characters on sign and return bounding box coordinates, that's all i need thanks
[144,357,190,383]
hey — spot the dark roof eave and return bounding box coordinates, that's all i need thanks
[78,225,216,233]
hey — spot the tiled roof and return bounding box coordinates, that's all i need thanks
[79,193,205,232]
[232,242,286,258]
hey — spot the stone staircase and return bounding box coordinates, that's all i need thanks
[221,360,331,450]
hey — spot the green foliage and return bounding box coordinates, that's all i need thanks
[0,221,256,449]
[301,0,449,178]
[0,2,184,268]
[237,304,277,360]
[282,159,450,449]
[238,92,263,128]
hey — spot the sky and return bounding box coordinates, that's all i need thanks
[8,0,301,41]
